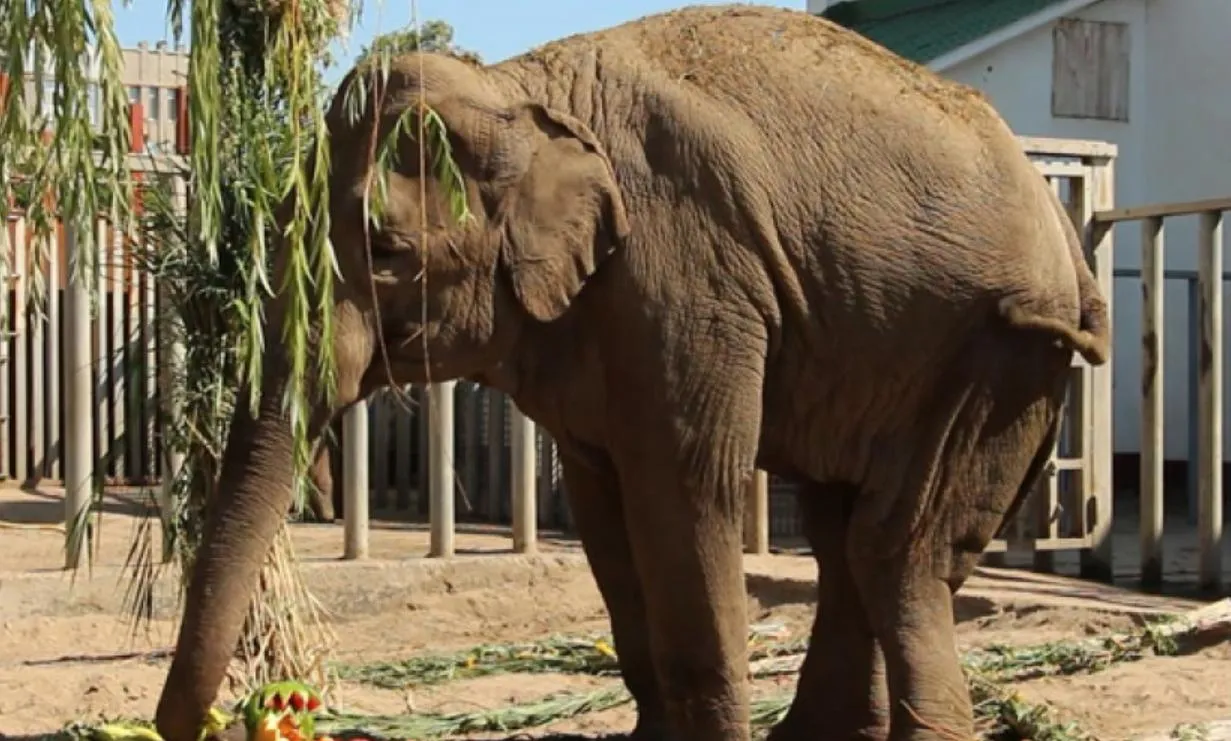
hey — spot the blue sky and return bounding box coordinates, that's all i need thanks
[112,0,806,84]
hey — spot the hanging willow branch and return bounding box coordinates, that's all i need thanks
[0,0,134,322]
[2,0,475,700]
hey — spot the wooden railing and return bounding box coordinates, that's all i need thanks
[27,136,1231,592]
[1098,197,1231,590]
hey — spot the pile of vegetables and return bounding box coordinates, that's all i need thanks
[91,681,337,741]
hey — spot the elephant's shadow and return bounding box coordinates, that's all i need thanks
[327,728,615,733]
[744,573,999,624]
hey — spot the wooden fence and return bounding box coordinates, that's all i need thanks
[10,134,1231,590]
[1096,197,1231,591]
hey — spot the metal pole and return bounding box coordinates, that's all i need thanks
[64,223,92,570]
[343,399,369,560]
[157,175,187,562]
[428,381,455,557]
[510,403,537,553]
[743,469,770,555]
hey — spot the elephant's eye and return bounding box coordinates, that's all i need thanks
[367,233,414,261]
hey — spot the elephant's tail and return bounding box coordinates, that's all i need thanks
[999,183,1112,367]
[999,294,1110,366]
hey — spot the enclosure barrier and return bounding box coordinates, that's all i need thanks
[1099,197,1231,591]
[2,147,185,567]
[10,134,1229,588]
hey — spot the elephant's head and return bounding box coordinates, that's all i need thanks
[326,53,631,384]
[155,52,629,741]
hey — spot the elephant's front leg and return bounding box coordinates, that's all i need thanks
[607,340,764,741]
[557,452,671,740]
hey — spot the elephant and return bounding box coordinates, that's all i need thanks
[153,5,1111,741]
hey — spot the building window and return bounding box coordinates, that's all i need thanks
[1051,18,1130,122]
[128,85,140,104]
[147,86,160,120]
[168,88,180,121]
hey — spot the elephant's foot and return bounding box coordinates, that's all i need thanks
[767,689,888,741]
[776,485,890,741]
[629,714,676,741]
[767,717,887,741]
[886,694,970,738]
[200,720,247,741]
[847,559,973,741]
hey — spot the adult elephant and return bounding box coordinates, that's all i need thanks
[154,6,1110,741]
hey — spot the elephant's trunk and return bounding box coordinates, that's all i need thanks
[154,376,307,741]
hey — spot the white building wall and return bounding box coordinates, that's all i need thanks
[941,0,1231,461]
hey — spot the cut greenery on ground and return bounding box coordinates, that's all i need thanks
[46,599,1231,741]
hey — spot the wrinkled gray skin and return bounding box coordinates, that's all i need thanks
[154,6,1110,741]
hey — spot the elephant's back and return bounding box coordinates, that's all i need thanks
[521,4,1001,132]
[504,3,1065,358]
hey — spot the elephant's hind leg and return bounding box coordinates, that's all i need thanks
[847,335,1072,741]
[557,452,670,740]
[768,482,888,741]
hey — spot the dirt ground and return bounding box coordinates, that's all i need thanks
[2,486,1231,740]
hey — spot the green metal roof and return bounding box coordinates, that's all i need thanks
[820,0,1077,65]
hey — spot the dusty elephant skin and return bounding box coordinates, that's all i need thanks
[153,6,1111,741]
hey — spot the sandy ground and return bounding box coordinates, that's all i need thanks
[2,486,1231,740]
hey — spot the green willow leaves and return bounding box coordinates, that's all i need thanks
[1,0,475,690]
[0,0,132,322]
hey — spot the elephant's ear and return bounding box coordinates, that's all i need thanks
[495,104,630,322]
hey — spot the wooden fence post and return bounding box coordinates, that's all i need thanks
[428,381,456,557]
[343,399,369,560]
[1140,216,1165,587]
[64,222,92,570]
[1081,156,1115,582]
[510,402,537,553]
[1197,209,1224,592]
[743,469,769,555]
